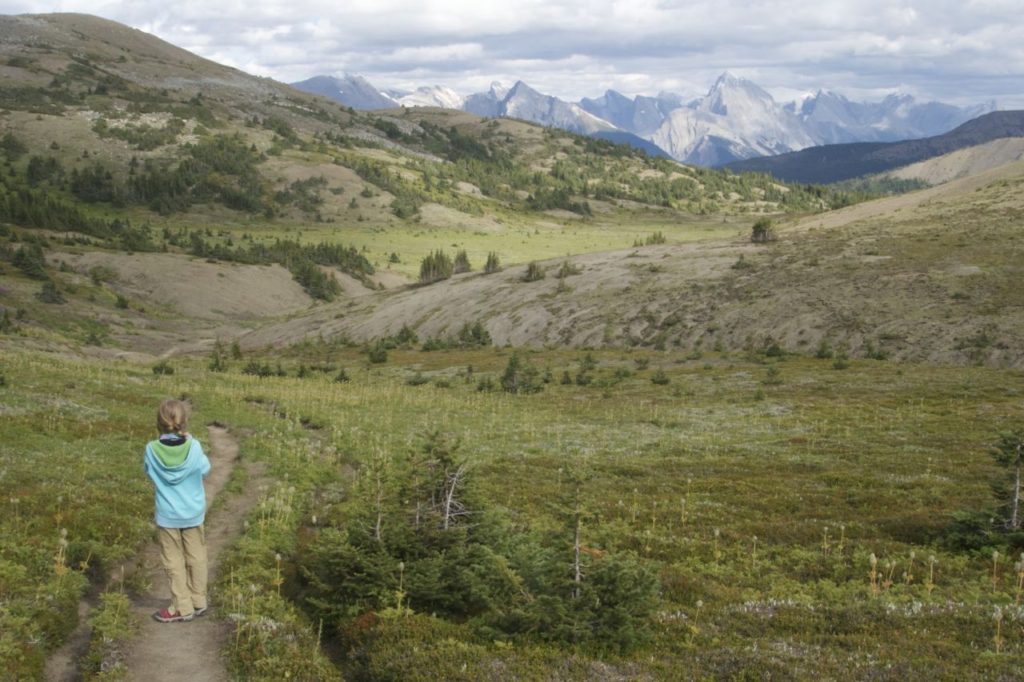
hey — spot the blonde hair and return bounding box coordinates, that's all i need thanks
[156,399,190,435]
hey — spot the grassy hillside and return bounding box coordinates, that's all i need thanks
[726,110,1024,184]
[1,14,1021,366]
[0,13,867,357]
[0,15,842,236]
[2,13,1024,681]
[238,159,1024,368]
[882,137,1024,186]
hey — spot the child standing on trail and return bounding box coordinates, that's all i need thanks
[144,399,211,623]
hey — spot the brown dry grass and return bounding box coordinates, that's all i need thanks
[235,161,1024,367]
[18,160,1020,369]
[56,251,313,321]
[885,137,1024,185]
[18,155,1014,365]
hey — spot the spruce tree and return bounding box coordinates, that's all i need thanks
[992,431,1024,531]
[419,250,454,284]
[501,353,543,394]
[751,218,776,243]
[13,244,48,279]
[522,261,545,282]
[37,280,65,304]
[453,249,471,274]
[484,252,501,274]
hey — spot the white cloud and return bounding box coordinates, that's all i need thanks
[385,43,484,64]
[6,0,1023,106]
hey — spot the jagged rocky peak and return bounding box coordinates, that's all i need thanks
[489,81,510,100]
[505,80,536,98]
[700,72,777,116]
[290,73,397,110]
[399,85,465,109]
[288,68,999,166]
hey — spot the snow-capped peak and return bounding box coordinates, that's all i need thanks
[398,85,465,109]
[700,72,776,117]
[290,70,995,168]
[489,81,509,101]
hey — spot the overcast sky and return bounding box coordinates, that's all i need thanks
[8,1,1024,106]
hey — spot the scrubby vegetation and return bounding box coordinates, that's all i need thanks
[0,157,156,251]
[484,251,502,274]
[751,217,776,243]
[299,429,659,653]
[3,347,1024,679]
[522,261,546,282]
[421,321,492,351]
[3,17,1024,680]
[1,133,372,299]
[418,249,454,284]
[832,175,931,196]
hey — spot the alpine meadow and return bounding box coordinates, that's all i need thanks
[2,12,1024,681]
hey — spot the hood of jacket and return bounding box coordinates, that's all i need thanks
[146,438,200,486]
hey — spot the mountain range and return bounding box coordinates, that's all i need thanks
[291,72,996,167]
[725,109,1024,183]
[2,12,1023,366]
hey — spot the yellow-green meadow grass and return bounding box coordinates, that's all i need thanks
[3,345,1024,677]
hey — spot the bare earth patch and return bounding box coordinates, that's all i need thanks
[56,252,313,321]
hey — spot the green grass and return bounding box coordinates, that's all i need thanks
[172,202,751,281]
[3,346,1023,677]
[3,20,1022,678]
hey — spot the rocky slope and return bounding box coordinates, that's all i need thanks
[289,74,397,110]
[239,161,1024,367]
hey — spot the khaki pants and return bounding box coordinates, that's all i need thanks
[157,525,208,616]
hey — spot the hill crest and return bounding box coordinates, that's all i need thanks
[724,110,1024,183]
[1,13,1022,369]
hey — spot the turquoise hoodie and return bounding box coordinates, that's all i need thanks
[143,435,210,528]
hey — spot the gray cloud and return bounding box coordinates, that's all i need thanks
[7,0,1023,106]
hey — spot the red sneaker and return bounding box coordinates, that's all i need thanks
[152,608,194,623]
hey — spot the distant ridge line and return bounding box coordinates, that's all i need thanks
[723,110,1024,184]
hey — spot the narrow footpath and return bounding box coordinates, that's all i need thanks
[45,426,266,682]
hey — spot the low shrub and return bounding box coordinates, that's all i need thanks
[367,343,388,364]
[484,252,501,274]
[651,370,670,385]
[242,360,274,377]
[37,280,66,304]
[501,354,544,394]
[152,360,174,375]
[81,592,137,678]
[522,261,545,282]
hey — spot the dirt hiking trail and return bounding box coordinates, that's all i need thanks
[46,426,266,682]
